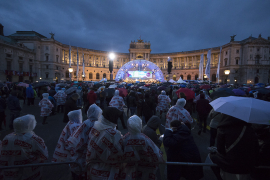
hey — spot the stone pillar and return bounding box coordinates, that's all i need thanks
[192,56,194,67]
[130,53,132,61]
[204,55,206,67]
[148,53,150,61]
[93,55,95,66]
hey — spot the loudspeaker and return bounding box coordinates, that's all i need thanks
[109,61,113,72]
[168,61,172,74]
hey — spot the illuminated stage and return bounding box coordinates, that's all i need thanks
[115,60,165,82]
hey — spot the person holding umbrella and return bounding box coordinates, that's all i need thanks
[156,90,171,118]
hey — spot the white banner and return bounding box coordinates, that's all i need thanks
[205,49,211,79]
[69,45,71,78]
[82,51,85,77]
[199,54,204,80]
[76,47,79,81]
[216,47,222,81]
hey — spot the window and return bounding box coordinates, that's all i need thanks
[46,55,49,61]
[96,73,100,79]
[74,71,77,77]
[56,48,58,52]
[187,75,191,80]
[195,74,198,80]
[46,46,48,50]
[235,69,238,73]
[46,74,49,78]
[89,73,93,79]
[236,59,239,65]
[212,74,216,82]
[19,63,23,72]
[29,59,33,62]
[236,50,239,54]
[29,65,32,72]
[38,46,40,49]
[56,56,59,62]
[46,65,49,69]
[103,73,106,78]
[19,57,23,60]
[226,51,228,55]
[257,48,260,51]
[90,57,91,59]
[56,66,58,70]
[250,55,252,59]
[257,69,259,73]
[224,59,228,66]
[250,48,252,52]
[96,57,98,60]
[6,54,11,58]
[7,61,11,70]
[65,71,69,78]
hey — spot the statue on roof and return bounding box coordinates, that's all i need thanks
[258,33,262,38]
[137,35,143,43]
[49,32,55,39]
[230,35,236,42]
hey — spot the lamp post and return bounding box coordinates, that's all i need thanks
[224,70,230,84]
[109,53,115,81]
[68,68,73,82]
[82,74,85,81]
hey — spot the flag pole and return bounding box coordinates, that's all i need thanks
[69,43,71,81]
[77,47,79,82]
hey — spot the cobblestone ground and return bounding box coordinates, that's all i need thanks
[0,99,216,180]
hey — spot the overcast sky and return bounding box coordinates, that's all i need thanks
[0,0,269,53]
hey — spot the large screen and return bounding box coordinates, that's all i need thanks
[127,71,152,78]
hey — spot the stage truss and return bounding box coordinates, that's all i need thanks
[115,59,165,82]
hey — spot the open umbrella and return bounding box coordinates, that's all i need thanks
[217,88,233,93]
[118,88,128,97]
[210,96,270,125]
[17,83,29,88]
[176,88,195,100]
[266,86,270,89]
[200,85,211,89]
[157,86,166,90]
[210,90,235,100]
[109,84,117,88]
[118,85,124,88]
[256,83,265,86]
[180,84,186,88]
[65,87,77,95]
[104,88,115,97]
[256,88,270,95]
[139,86,150,91]
[232,89,246,96]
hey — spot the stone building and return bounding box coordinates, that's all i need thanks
[0,23,269,84]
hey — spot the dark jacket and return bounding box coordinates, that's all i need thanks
[26,85,34,98]
[142,96,153,118]
[87,90,97,105]
[142,116,162,148]
[0,97,6,112]
[210,115,259,174]
[196,98,212,116]
[128,92,137,107]
[163,124,203,180]
[7,93,21,111]
[63,97,80,122]
[48,88,56,97]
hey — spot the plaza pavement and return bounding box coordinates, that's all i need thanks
[0,99,216,180]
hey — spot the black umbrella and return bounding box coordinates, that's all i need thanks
[256,88,270,95]
[104,88,115,98]
[32,82,49,88]
[210,90,235,100]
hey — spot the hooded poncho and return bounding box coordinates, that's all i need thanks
[66,104,102,174]
[118,115,164,180]
[193,91,212,103]
[86,108,124,180]
[38,93,54,117]
[156,91,171,111]
[53,89,67,105]
[0,115,48,180]
[52,109,82,171]
[166,98,193,128]
[109,90,125,111]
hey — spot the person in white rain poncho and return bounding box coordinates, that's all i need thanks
[166,98,193,129]
[52,110,82,177]
[193,91,212,103]
[38,93,54,124]
[109,90,127,129]
[156,90,171,117]
[86,107,124,180]
[54,88,67,113]
[0,115,48,180]
[66,104,102,177]
[118,115,164,180]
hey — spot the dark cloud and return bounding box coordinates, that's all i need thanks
[0,0,269,53]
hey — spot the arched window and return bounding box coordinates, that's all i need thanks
[96,73,100,79]
[65,71,69,78]
[103,73,106,78]
[195,74,198,80]
[236,59,239,65]
[89,73,93,79]
[74,71,77,77]
[187,75,191,80]
[254,77,259,84]
[212,74,216,82]
[180,75,183,79]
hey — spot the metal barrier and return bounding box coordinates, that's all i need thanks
[0,161,83,173]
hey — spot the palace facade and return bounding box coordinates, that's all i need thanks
[0,23,270,84]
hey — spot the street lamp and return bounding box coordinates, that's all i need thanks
[109,53,115,81]
[69,68,73,82]
[82,74,85,81]
[224,70,230,84]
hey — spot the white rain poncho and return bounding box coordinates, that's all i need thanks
[166,98,193,128]
[53,89,67,105]
[118,115,164,180]
[66,104,102,174]
[156,91,171,111]
[193,91,212,103]
[52,109,82,168]
[86,115,124,180]
[109,90,125,111]
[0,115,48,180]
[38,93,54,117]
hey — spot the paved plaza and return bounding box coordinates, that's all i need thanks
[0,99,217,180]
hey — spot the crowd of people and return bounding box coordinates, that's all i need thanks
[0,81,269,180]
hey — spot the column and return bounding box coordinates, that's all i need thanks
[192,56,194,68]
[93,55,95,66]
[100,56,103,67]
[185,57,188,68]
[148,53,150,61]
[145,53,146,60]
[177,57,179,67]
[130,53,132,61]
[204,55,206,67]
